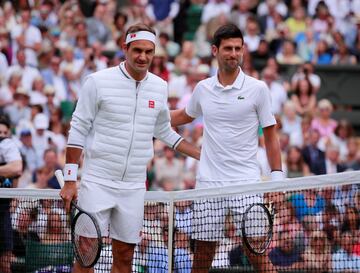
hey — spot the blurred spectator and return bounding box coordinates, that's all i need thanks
[281,101,303,146]
[0,71,22,107]
[340,206,360,237]
[244,17,261,52]
[276,39,303,64]
[3,87,31,127]
[154,146,184,190]
[261,66,287,115]
[86,2,112,45]
[230,0,252,32]
[33,148,61,189]
[291,62,321,93]
[288,188,326,222]
[285,6,307,39]
[40,55,68,102]
[159,32,180,60]
[332,42,358,64]
[149,47,170,81]
[19,129,41,173]
[201,0,231,25]
[332,231,360,272]
[312,39,333,64]
[285,146,310,178]
[318,119,354,162]
[27,166,52,189]
[311,99,338,139]
[268,225,304,271]
[322,144,347,174]
[145,0,180,38]
[297,29,317,62]
[291,78,317,117]
[303,230,332,272]
[6,49,41,92]
[10,7,42,67]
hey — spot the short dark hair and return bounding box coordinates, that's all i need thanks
[125,23,156,37]
[0,115,10,129]
[212,24,244,48]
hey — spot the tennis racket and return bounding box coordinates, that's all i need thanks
[55,170,102,268]
[241,202,274,255]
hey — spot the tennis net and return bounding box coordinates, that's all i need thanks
[0,171,359,273]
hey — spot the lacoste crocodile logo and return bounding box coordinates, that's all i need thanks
[237,96,245,100]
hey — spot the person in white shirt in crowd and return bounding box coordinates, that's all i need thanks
[171,23,283,273]
[31,113,53,167]
[0,71,22,107]
[10,7,42,67]
[6,49,41,92]
[41,55,67,102]
[4,87,31,127]
[19,129,41,173]
[201,0,231,25]
[261,66,288,115]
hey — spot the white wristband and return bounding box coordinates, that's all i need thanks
[271,170,284,181]
[63,164,78,181]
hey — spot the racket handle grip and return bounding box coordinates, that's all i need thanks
[55,169,65,188]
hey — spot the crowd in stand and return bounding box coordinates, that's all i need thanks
[0,0,360,272]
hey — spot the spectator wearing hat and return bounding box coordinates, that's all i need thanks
[42,85,58,116]
[3,87,31,127]
[6,49,41,92]
[19,129,41,173]
[32,113,53,166]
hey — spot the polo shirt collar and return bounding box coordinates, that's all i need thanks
[119,61,148,82]
[214,67,245,90]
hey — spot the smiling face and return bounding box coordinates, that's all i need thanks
[123,40,155,80]
[212,38,244,73]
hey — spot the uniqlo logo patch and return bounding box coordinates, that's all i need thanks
[130,33,136,38]
[149,100,155,108]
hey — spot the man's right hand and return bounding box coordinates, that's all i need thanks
[60,181,77,213]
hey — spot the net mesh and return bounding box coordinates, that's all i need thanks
[0,171,359,273]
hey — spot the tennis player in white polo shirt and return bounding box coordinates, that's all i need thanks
[171,24,283,273]
[60,23,200,273]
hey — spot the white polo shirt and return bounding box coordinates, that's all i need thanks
[186,69,276,187]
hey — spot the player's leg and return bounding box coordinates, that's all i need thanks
[191,197,227,272]
[111,240,136,273]
[245,247,277,273]
[72,262,94,273]
[110,188,146,272]
[191,240,217,273]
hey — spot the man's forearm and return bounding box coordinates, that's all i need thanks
[176,140,200,160]
[170,108,194,127]
[0,160,22,178]
[65,146,83,164]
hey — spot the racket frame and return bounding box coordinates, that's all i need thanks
[241,202,274,255]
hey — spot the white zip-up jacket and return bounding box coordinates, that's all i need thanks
[67,63,183,188]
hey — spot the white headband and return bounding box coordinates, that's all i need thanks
[125,31,156,45]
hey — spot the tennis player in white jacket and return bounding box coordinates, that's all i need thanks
[60,23,200,273]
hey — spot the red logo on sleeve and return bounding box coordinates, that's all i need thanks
[149,100,155,108]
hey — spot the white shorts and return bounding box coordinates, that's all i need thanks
[77,180,146,244]
[191,194,263,241]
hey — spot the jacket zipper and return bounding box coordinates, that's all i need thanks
[121,81,140,181]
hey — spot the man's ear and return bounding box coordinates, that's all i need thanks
[211,45,218,57]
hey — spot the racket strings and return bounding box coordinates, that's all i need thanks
[73,213,101,266]
[243,205,272,253]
